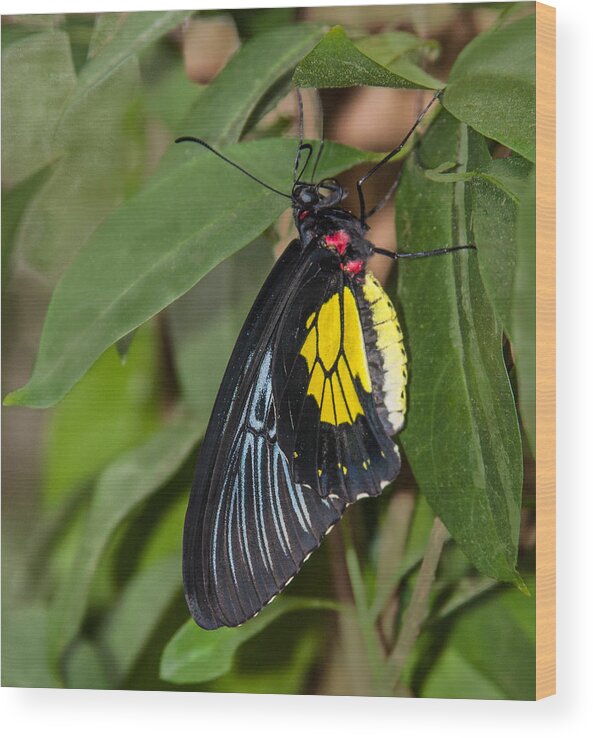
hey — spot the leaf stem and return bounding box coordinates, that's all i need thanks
[341,518,391,696]
[372,490,416,641]
[385,516,449,692]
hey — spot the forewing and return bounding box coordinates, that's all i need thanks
[183,241,345,630]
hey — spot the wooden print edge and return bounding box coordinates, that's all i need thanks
[535,1,556,701]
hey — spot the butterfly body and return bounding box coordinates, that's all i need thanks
[183,179,407,629]
[179,91,475,630]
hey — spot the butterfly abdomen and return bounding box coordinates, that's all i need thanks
[358,272,408,437]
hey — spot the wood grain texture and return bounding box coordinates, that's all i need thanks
[535,1,556,701]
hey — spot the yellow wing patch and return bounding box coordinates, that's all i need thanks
[300,288,371,426]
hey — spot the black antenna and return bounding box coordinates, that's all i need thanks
[293,89,315,184]
[294,88,305,182]
[294,143,313,183]
[310,88,325,182]
[175,136,292,200]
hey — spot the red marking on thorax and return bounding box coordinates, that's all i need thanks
[325,230,349,255]
[344,259,363,275]
[298,210,309,221]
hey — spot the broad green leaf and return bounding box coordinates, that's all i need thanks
[56,11,192,130]
[12,57,144,285]
[355,31,441,91]
[184,22,324,145]
[99,554,180,684]
[62,13,96,73]
[1,30,76,185]
[1,163,53,286]
[293,26,442,90]
[475,154,534,202]
[115,330,136,360]
[471,154,533,334]
[355,30,439,69]
[231,7,297,40]
[512,167,536,451]
[145,62,204,132]
[420,582,535,700]
[1,15,62,47]
[46,410,202,670]
[64,639,112,689]
[419,150,534,333]
[87,13,126,59]
[212,630,320,695]
[443,13,536,162]
[421,646,506,699]
[5,139,374,409]
[42,325,159,508]
[1,604,59,688]
[160,597,339,684]
[95,492,186,685]
[395,111,523,584]
[168,236,274,413]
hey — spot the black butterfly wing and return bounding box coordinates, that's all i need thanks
[273,254,401,503]
[183,240,346,630]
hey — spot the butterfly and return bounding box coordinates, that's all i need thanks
[179,90,473,629]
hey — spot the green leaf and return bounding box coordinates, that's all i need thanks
[46,410,202,671]
[512,167,536,451]
[99,554,181,684]
[145,62,205,132]
[12,57,144,285]
[418,150,534,334]
[212,630,321,695]
[471,154,533,334]
[42,325,159,508]
[160,597,339,684]
[421,646,506,699]
[64,639,112,689]
[5,139,374,409]
[443,13,536,162]
[231,7,297,40]
[56,11,192,130]
[1,163,53,286]
[355,30,438,69]
[1,604,59,688]
[168,236,274,412]
[395,111,523,584]
[421,583,535,700]
[475,154,534,202]
[1,15,62,49]
[87,13,126,59]
[293,26,442,90]
[1,30,76,185]
[183,22,324,145]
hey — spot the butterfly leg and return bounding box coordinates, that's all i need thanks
[373,244,477,260]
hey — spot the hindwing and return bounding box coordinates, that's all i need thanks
[273,251,401,503]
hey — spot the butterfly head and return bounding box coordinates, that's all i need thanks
[292,179,347,218]
[292,181,371,272]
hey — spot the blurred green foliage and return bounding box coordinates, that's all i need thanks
[2,4,536,698]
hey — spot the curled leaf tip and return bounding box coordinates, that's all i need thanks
[3,389,24,407]
[515,574,531,597]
